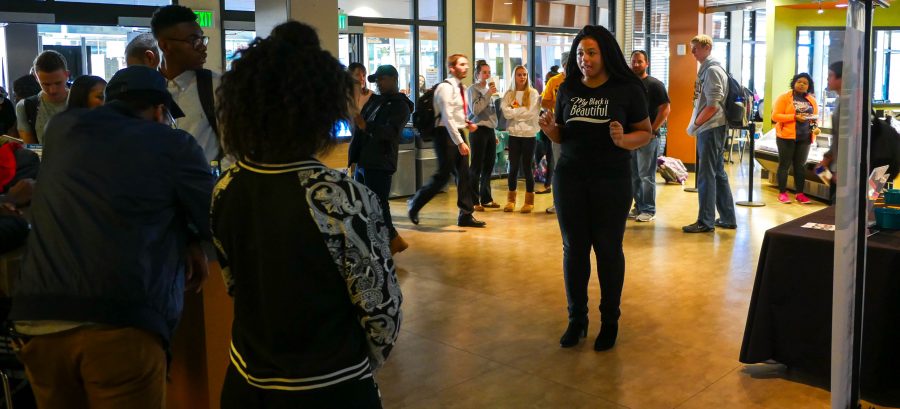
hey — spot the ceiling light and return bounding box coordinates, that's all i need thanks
[836,3,848,7]
[504,1,512,4]
[818,7,824,13]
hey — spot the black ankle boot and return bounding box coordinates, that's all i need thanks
[559,320,588,348]
[594,322,618,351]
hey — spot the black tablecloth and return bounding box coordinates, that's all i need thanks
[740,206,900,401]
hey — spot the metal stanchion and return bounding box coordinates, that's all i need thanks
[737,122,766,207]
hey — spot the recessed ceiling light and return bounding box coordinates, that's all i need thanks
[504,1,512,4]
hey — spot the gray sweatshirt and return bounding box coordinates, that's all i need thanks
[687,58,728,136]
[467,83,498,129]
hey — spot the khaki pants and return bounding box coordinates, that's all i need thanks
[19,326,166,409]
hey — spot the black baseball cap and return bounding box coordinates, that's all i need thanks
[105,65,185,118]
[367,65,399,83]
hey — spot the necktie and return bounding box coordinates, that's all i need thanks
[459,83,469,120]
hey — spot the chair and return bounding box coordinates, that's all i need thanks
[725,127,750,164]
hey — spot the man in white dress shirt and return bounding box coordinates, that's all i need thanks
[152,5,221,164]
[408,54,486,228]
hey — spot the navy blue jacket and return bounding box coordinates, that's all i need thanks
[348,92,413,173]
[10,103,214,344]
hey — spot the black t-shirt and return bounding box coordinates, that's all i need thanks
[793,93,813,144]
[0,98,16,133]
[555,79,649,173]
[642,76,670,128]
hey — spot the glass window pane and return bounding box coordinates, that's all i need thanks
[363,24,412,95]
[419,0,441,20]
[754,43,766,100]
[743,11,752,41]
[648,0,669,87]
[55,0,168,4]
[874,33,887,101]
[889,53,900,102]
[797,46,810,76]
[225,0,254,11]
[225,30,256,70]
[712,40,728,67]
[475,0,530,25]
[755,10,766,42]
[38,25,141,81]
[534,32,575,93]
[417,26,443,98]
[535,0,590,29]
[474,29,529,95]
[341,0,412,19]
[598,0,611,28]
[742,43,752,89]
[798,30,811,45]
[711,13,728,39]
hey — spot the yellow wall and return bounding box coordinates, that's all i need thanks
[764,5,900,131]
[446,0,474,86]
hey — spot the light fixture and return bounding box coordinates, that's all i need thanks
[745,5,752,10]
[817,0,824,13]
[836,3,848,7]
[503,1,512,4]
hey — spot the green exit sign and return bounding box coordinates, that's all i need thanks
[338,9,348,30]
[194,10,214,28]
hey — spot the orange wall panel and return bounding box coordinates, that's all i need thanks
[666,0,704,165]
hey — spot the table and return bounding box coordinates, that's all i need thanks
[740,206,900,404]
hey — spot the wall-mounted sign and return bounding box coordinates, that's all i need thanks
[338,9,348,31]
[194,10,214,29]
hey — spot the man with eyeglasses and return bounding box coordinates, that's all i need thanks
[152,4,221,163]
[9,65,215,409]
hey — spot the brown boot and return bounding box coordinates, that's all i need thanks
[503,191,517,212]
[390,235,409,255]
[520,192,534,213]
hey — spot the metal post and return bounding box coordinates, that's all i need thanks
[737,122,765,206]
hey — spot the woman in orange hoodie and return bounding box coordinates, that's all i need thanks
[772,73,819,204]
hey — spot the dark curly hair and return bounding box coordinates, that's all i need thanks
[151,5,197,38]
[790,72,815,96]
[564,25,643,91]
[217,21,355,163]
[66,75,106,111]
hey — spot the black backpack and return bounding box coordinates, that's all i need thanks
[412,80,449,137]
[23,95,40,137]
[721,70,752,128]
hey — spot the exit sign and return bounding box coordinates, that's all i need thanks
[338,8,348,30]
[194,10,214,28]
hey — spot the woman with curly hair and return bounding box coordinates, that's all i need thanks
[212,21,402,408]
[772,72,819,204]
[539,25,651,351]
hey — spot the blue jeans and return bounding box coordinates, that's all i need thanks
[630,137,659,215]
[696,126,736,228]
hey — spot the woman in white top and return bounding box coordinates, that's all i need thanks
[501,65,542,213]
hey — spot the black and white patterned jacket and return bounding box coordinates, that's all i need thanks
[211,159,402,391]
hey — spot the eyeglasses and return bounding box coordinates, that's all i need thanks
[167,35,209,49]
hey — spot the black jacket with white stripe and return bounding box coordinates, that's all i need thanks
[211,159,402,391]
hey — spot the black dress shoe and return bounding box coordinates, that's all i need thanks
[407,200,419,225]
[594,322,618,351]
[714,219,737,229]
[560,320,588,348]
[457,215,486,228]
[682,222,714,233]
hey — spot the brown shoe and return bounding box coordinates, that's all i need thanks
[503,191,517,212]
[390,235,409,254]
[520,192,534,213]
[474,205,485,212]
[483,202,501,209]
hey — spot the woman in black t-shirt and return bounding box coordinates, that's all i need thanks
[538,25,652,351]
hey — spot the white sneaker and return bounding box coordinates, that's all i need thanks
[545,206,556,214]
[627,208,640,219]
[635,213,656,222]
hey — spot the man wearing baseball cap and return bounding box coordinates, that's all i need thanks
[349,64,413,254]
[9,65,215,408]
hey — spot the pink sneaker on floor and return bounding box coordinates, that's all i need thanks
[795,193,811,204]
[778,192,791,203]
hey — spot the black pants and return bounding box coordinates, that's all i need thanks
[535,133,554,188]
[469,127,496,205]
[507,136,536,192]
[553,161,632,324]
[776,138,812,193]
[410,127,474,217]
[221,364,382,409]
[354,167,397,239]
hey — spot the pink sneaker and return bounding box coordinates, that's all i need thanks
[778,192,791,203]
[795,193,811,204]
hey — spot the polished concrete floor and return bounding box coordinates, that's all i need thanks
[374,157,853,409]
